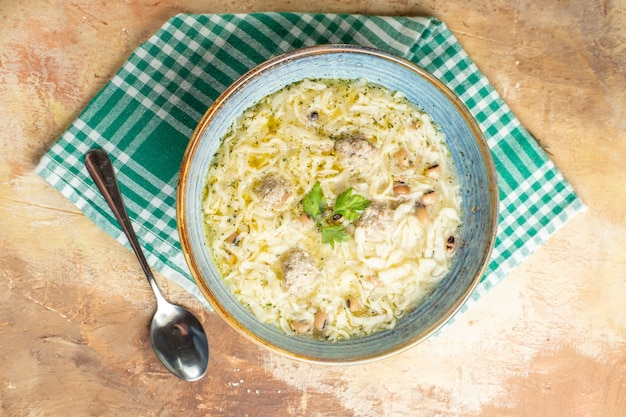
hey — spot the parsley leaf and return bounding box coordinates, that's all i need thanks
[302,181,370,247]
[321,225,349,248]
[302,181,326,219]
[333,188,371,222]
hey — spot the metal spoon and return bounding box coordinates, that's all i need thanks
[85,148,209,381]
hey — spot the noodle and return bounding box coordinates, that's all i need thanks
[202,78,461,340]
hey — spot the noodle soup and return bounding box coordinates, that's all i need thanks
[202,78,461,340]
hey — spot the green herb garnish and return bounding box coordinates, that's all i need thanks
[302,181,371,248]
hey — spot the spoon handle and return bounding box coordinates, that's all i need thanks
[84,148,164,301]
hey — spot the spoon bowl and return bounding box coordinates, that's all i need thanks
[150,300,209,381]
[85,148,209,381]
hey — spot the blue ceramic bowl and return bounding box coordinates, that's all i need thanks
[178,45,498,363]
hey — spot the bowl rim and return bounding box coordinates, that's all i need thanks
[177,44,499,364]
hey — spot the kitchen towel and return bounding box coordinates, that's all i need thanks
[36,12,585,313]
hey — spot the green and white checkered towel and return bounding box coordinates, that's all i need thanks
[36,13,585,312]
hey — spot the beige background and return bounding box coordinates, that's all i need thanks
[1,0,625,416]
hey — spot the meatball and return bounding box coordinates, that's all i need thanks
[254,174,292,210]
[282,248,320,294]
[356,203,395,241]
[334,135,377,173]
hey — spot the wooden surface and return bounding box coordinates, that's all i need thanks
[1,0,625,416]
